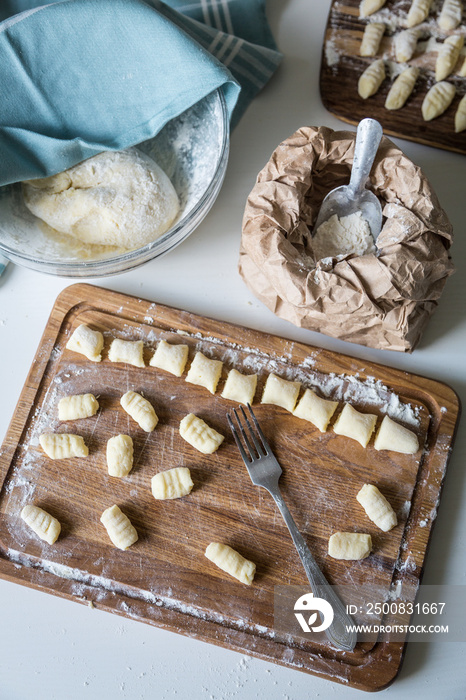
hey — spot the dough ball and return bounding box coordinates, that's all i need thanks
[22,149,180,249]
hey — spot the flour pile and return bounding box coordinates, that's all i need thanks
[312,211,375,260]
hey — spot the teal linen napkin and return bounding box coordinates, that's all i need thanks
[0,0,281,187]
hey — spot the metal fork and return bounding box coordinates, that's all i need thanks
[227,404,357,652]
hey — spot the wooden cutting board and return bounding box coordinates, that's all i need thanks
[0,284,460,691]
[320,0,466,154]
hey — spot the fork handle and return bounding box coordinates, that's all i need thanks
[271,489,357,652]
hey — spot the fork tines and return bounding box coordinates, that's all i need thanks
[227,404,270,463]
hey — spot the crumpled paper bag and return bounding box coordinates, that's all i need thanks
[239,126,454,352]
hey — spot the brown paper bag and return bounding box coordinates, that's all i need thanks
[239,126,454,352]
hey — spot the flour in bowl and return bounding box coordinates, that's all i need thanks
[312,211,375,260]
[22,149,180,250]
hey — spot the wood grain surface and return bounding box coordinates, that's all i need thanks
[320,0,466,153]
[0,284,460,691]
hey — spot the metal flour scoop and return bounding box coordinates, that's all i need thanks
[313,118,383,242]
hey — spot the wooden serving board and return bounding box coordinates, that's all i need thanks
[320,0,466,154]
[0,284,460,691]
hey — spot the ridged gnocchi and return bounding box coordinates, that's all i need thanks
[421,81,456,121]
[438,0,463,31]
[385,66,419,110]
[39,433,89,459]
[106,434,133,477]
[66,324,104,362]
[356,484,398,531]
[455,94,466,133]
[435,35,464,82]
[360,22,385,57]
[179,413,224,454]
[358,59,386,99]
[100,504,138,550]
[205,542,256,585]
[359,0,387,18]
[261,373,301,412]
[328,532,372,560]
[333,403,377,448]
[151,467,194,500]
[150,339,189,377]
[406,0,433,27]
[58,393,99,421]
[21,504,61,544]
[185,351,223,394]
[108,338,145,367]
[120,390,158,432]
[394,28,420,63]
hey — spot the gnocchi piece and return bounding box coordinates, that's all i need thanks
[151,467,194,500]
[21,504,61,545]
[333,403,377,448]
[221,368,258,405]
[438,0,463,31]
[293,388,338,432]
[406,0,433,27]
[394,28,420,63]
[374,415,419,453]
[359,0,387,18]
[459,56,466,77]
[39,433,88,459]
[120,391,158,432]
[179,413,224,454]
[357,59,386,99]
[58,393,99,421]
[385,66,419,110]
[66,324,104,362]
[435,34,464,82]
[328,532,372,560]
[421,81,456,121]
[455,94,466,133]
[149,339,189,377]
[360,22,385,57]
[356,484,398,532]
[106,434,133,478]
[185,351,223,394]
[205,542,256,585]
[100,504,138,550]
[261,373,301,413]
[108,338,145,367]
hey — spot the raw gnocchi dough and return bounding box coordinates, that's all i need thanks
[39,433,88,459]
[360,22,385,57]
[455,94,466,132]
[21,504,61,545]
[58,393,99,421]
[179,413,224,454]
[359,0,387,18]
[333,404,377,448]
[150,339,189,377]
[221,368,258,405]
[435,34,464,82]
[66,324,104,362]
[356,483,398,531]
[358,59,386,99]
[261,373,301,412]
[120,390,158,432]
[406,0,433,27]
[438,0,463,30]
[385,66,419,110]
[293,388,338,432]
[459,56,466,77]
[100,504,138,550]
[185,351,223,394]
[328,532,372,560]
[108,338,145,367]
[205,542,256,585]
[394,28,420,63]
[151,467,194,500]
[107,434,133,477]
[374,415,419,453]
[421,81,456,121]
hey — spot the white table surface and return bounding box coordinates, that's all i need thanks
[1,1,465,698]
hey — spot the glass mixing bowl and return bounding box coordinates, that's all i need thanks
[0,89,229,277]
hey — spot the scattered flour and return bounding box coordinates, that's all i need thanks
[312,212,375,259]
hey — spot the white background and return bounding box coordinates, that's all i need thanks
[1,1,465,698]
